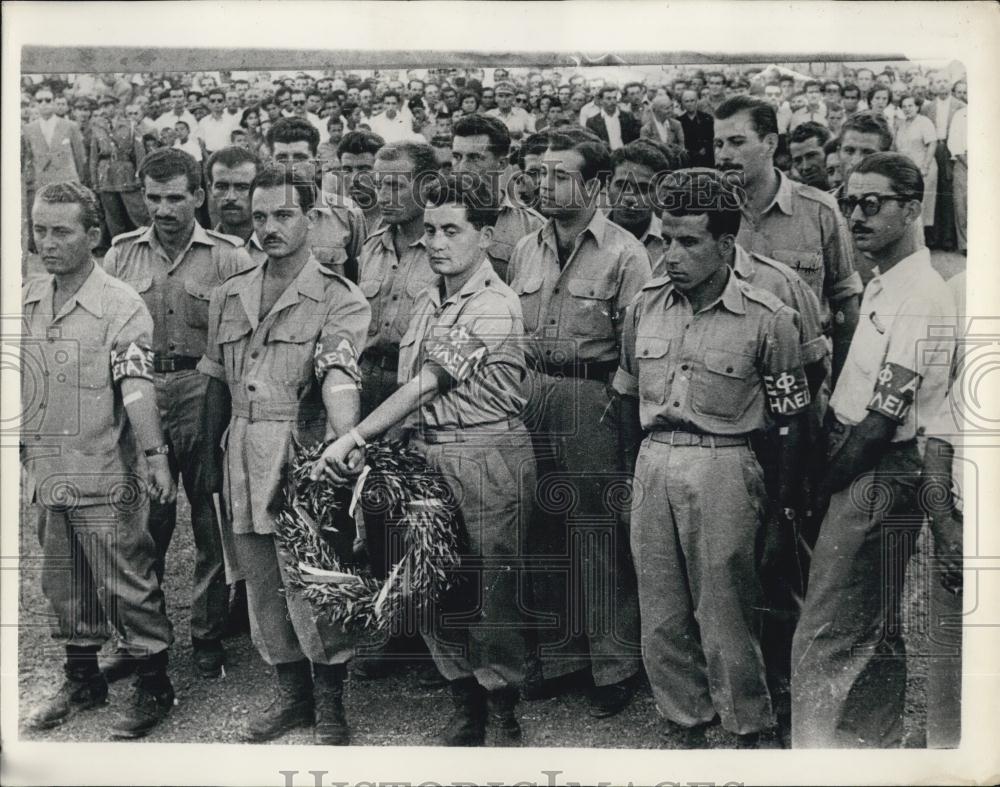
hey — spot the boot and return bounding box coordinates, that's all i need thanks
[109,650,174,739]
[240,660,314,742]
[192,636,226,678]
[486,687,522,746]
[436,678,486,746]
[100,645,139,683]
[28,646,108,730]
[313,663,350,745]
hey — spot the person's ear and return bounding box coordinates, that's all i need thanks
[86,225,103,252]
[716,232,735,257]
[193,186,205,209]
[478,225,495,250]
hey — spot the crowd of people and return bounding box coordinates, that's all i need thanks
[20,62,966,751]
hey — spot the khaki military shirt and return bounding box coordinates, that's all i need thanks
[638,215,666,276]
[736,168,862,314]
[398,259,529,431]
[22,263,155,506]
[309,196,366,275]
[830,248,956,442]
[507,210,652,366]
[198,256,371,534]
[614,271,810,435]
[732,244,828,366]
[102,223,254,358]
[358,224,436,352]
[485,197,545,284]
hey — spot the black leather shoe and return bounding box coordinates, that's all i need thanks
[588,675,637,718]
[192,637,226,678]
[110,673,174,739]
[658,716,718,749]
[486,687,522,747]
[100,647,139,683]
[437,678,486,746]
[313,663,350,746]
[241,660,314,742]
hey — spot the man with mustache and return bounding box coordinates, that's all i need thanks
[207,145,264,263]
[792,153,956,748]
[199,164,370,744]
[103,148,255,681]
[714,96,861,383]
[337,129,386,237]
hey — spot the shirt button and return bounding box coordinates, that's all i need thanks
[247,384,256,392]
[168,342,176,351]
[392,295,399,301]
[642,349,649,356]
[391,264,398,270]
[167,308,174,315]
[681,364,688,370]
[673,401,680,407]
[250,351,259,359]
[726,366,733,373]
[553,287,560,294]
[549,319,556,325]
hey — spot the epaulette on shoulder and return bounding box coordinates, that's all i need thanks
[749,251,798,281]
[794,181,839,210]
[222,265,257,284]
[110,227,145,246]
[738,278,787,312]
[205,228,245,247]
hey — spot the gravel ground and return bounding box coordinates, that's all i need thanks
[16,490,934,749]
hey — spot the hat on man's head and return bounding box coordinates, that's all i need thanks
[494,81,516,95]
[73,97,96,110]
[97,95,118,106]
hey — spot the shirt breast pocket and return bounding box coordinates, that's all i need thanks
[183,279,214,330]
[125,276,155,311]
[218,317,252,381]
[267,321,316,387]
[77,344,115,446]
[359,279,382,335]
[771,249,823,292]
[693,347,757,421]
[566,278,616,336]
[511,277,543,330]
[635,336,671,405]
[312,244,348,274]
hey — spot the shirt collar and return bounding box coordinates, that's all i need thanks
[378,224,426,253]
[25,261,106,318]
[540,209,608,250]
[136,221,216,249]
[429,259,497,308]
[756,168,795,217]
[731,243,755,280]
[638,214,662,245]
[664,268,746,315]
[869,247,933,292]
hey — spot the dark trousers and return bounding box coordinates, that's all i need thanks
[929,141,956,250]
[99,189,150,242]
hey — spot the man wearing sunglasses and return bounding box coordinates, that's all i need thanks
[486,80,535,143]
[792,152,957,748]
[196,88,241,157]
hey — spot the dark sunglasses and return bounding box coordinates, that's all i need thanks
[838,193,911,218]
[208,97,224,103]
[291,100,306,106]
[37,97,53,103]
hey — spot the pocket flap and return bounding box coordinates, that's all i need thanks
[359,279,381,298]
[127,276,154,294]
[704,348,754,379]
[567,277,616,300]
[771,248,823,271]
[218,318,251,344]
[512,277,543,296]
[268,321,311,344]
[183,278,214,300]
[636,336,670,359]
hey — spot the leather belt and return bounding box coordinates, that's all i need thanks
[231,400,326,423]
[530,357,617,382]
[362,346,399,372]
[648,430,749,448]
[152,355,199,373]
[416,418,525,444]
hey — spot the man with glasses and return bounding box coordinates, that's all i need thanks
[289,89,326,137]
[102,148,255,682]
[266,117,365,281]
[792,152,956,748]
[197,88,240,157]
[486,81,536,143]
[23,86,88,190]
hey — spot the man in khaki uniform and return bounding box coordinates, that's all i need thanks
[615,169,810,748]
[266,117,365,281]
[357,140,441,415]
[313,174,535,746]
[508,128,649,717]
[714,95,862,381]
[23,183,176,739]
[451,114,544,283]
[200,165,371,745]
[102,148,255,678]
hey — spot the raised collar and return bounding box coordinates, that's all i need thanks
[664,268,746,315]
[25,261,106,318]
[233,254,327,329]
[377,223,427,253]
[428,259,497,309]
[539,208,608,251]
[731,243,755,280]
[756,168,795,218]
[638,214,663,245]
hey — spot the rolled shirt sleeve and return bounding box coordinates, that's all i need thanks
[110,300,155,384]
[196,287,227,382]
[313,285,370,385]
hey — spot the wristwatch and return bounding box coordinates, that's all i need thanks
[144,444,170,458]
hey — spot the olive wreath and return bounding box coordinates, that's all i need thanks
[274,438,464,633]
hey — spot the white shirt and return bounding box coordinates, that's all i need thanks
[368,110,420,143]
[649,114,669,143]
[174,137,203,163]
[197,112,240,152]
[156,109,198,133]
[38,115,59,146]
[830,247,956,442]
[934,96,952,140]
[579,101,601,127]
[602,110,623,150]
[947,106,966,158]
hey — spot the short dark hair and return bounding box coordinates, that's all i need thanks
[375,140,440,182]
[546,128,612,186]
[715,96,778,138]
[841,111,893,151]
[611,139,672,175]
[139,147,201,193]
[789,121,832,148]
[206,145,259,184]
[597,85,618,99]
[250,162,317,214]
[706,71,726,83]
[804,80,822,92]
[623,81,645,95]
[174,120,190,131]
[852,151,924,203]
[452,113,511,157]
[266,116,321,155]
[34,182,101,230]
[660,168,743,238]
[207,88,225,101]
[823,138,841,156]
[842,84,861,100]
[867,85,892,104]
[337,130,385,158]
[515,131,550,169]
[424,172,501,229]
[383,90,401,103]
[459,90,481,108]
